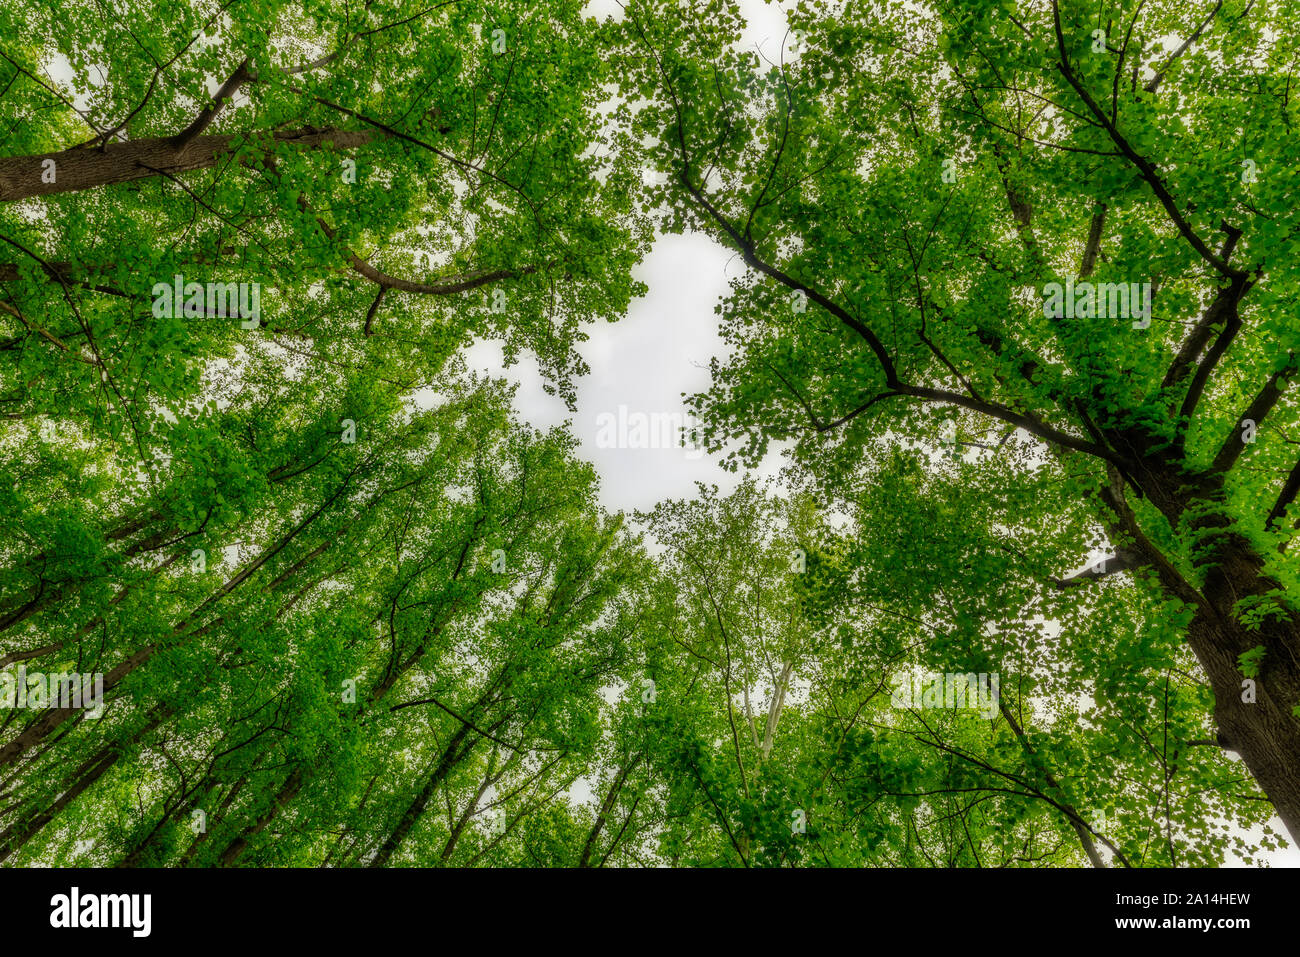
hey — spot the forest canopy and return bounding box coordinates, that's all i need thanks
[0,0,1298,867]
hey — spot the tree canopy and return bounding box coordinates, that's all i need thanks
[1,0,1297,867]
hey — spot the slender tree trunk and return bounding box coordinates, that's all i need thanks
[118,777,218,868]
[215,767,304,867]
[577,754,641,867]
[367,722,478,868]
[180,764,259,867]
[0,474,352,770]
[0,706,171,862]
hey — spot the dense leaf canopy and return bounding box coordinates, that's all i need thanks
[0,0,1296,866]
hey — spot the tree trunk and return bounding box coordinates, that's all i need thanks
[1107,465,1300,845]
[577,754,641,867]
[367,722,477,868]
[1184,559,1300,844]
[215,767,304,867]
[0,706,171,863]
[0,128,373,204]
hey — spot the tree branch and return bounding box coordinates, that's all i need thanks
[1053,548,1145,588]
[0,127,373,203]
[1211,352,1296,473]
[170,58,253,149]
[1144,1,1224,95]
[1052,0,1242,280]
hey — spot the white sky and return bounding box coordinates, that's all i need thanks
[464,230,791,513]
[466,0,800,515]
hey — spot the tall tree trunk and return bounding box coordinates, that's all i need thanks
[1185,559,1300,844]
[0,128,372,203]
[577,754,641,867]
[0,706,171,862]
[0,472,353,770]
[1106,467,1300,844]
[214,767,304,867]
[367,722,478,868]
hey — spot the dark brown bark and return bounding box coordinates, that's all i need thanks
[215,767,304,867]
[1103,465,1300,845]
[179,764,259,867]
[117,778,217,868]
[0,128,373,204]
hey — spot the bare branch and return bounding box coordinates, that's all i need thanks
[1053,548,1144,589]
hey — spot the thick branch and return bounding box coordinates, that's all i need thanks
[1053,548,1144,589]
[1162,248,1242,393]
[1211,353,1296,473]
[0,127,374,203]
[1177,276,1251,427]
[1266,454,1300,535]
[1079,202,1107,278]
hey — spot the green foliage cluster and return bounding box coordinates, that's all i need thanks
[0,0,1295,866]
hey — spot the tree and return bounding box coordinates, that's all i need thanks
[2,0,1295,868]
[611,479,1266,866]
[610,0,1300,843]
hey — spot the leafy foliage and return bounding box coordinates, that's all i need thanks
[0,0,1295,867]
